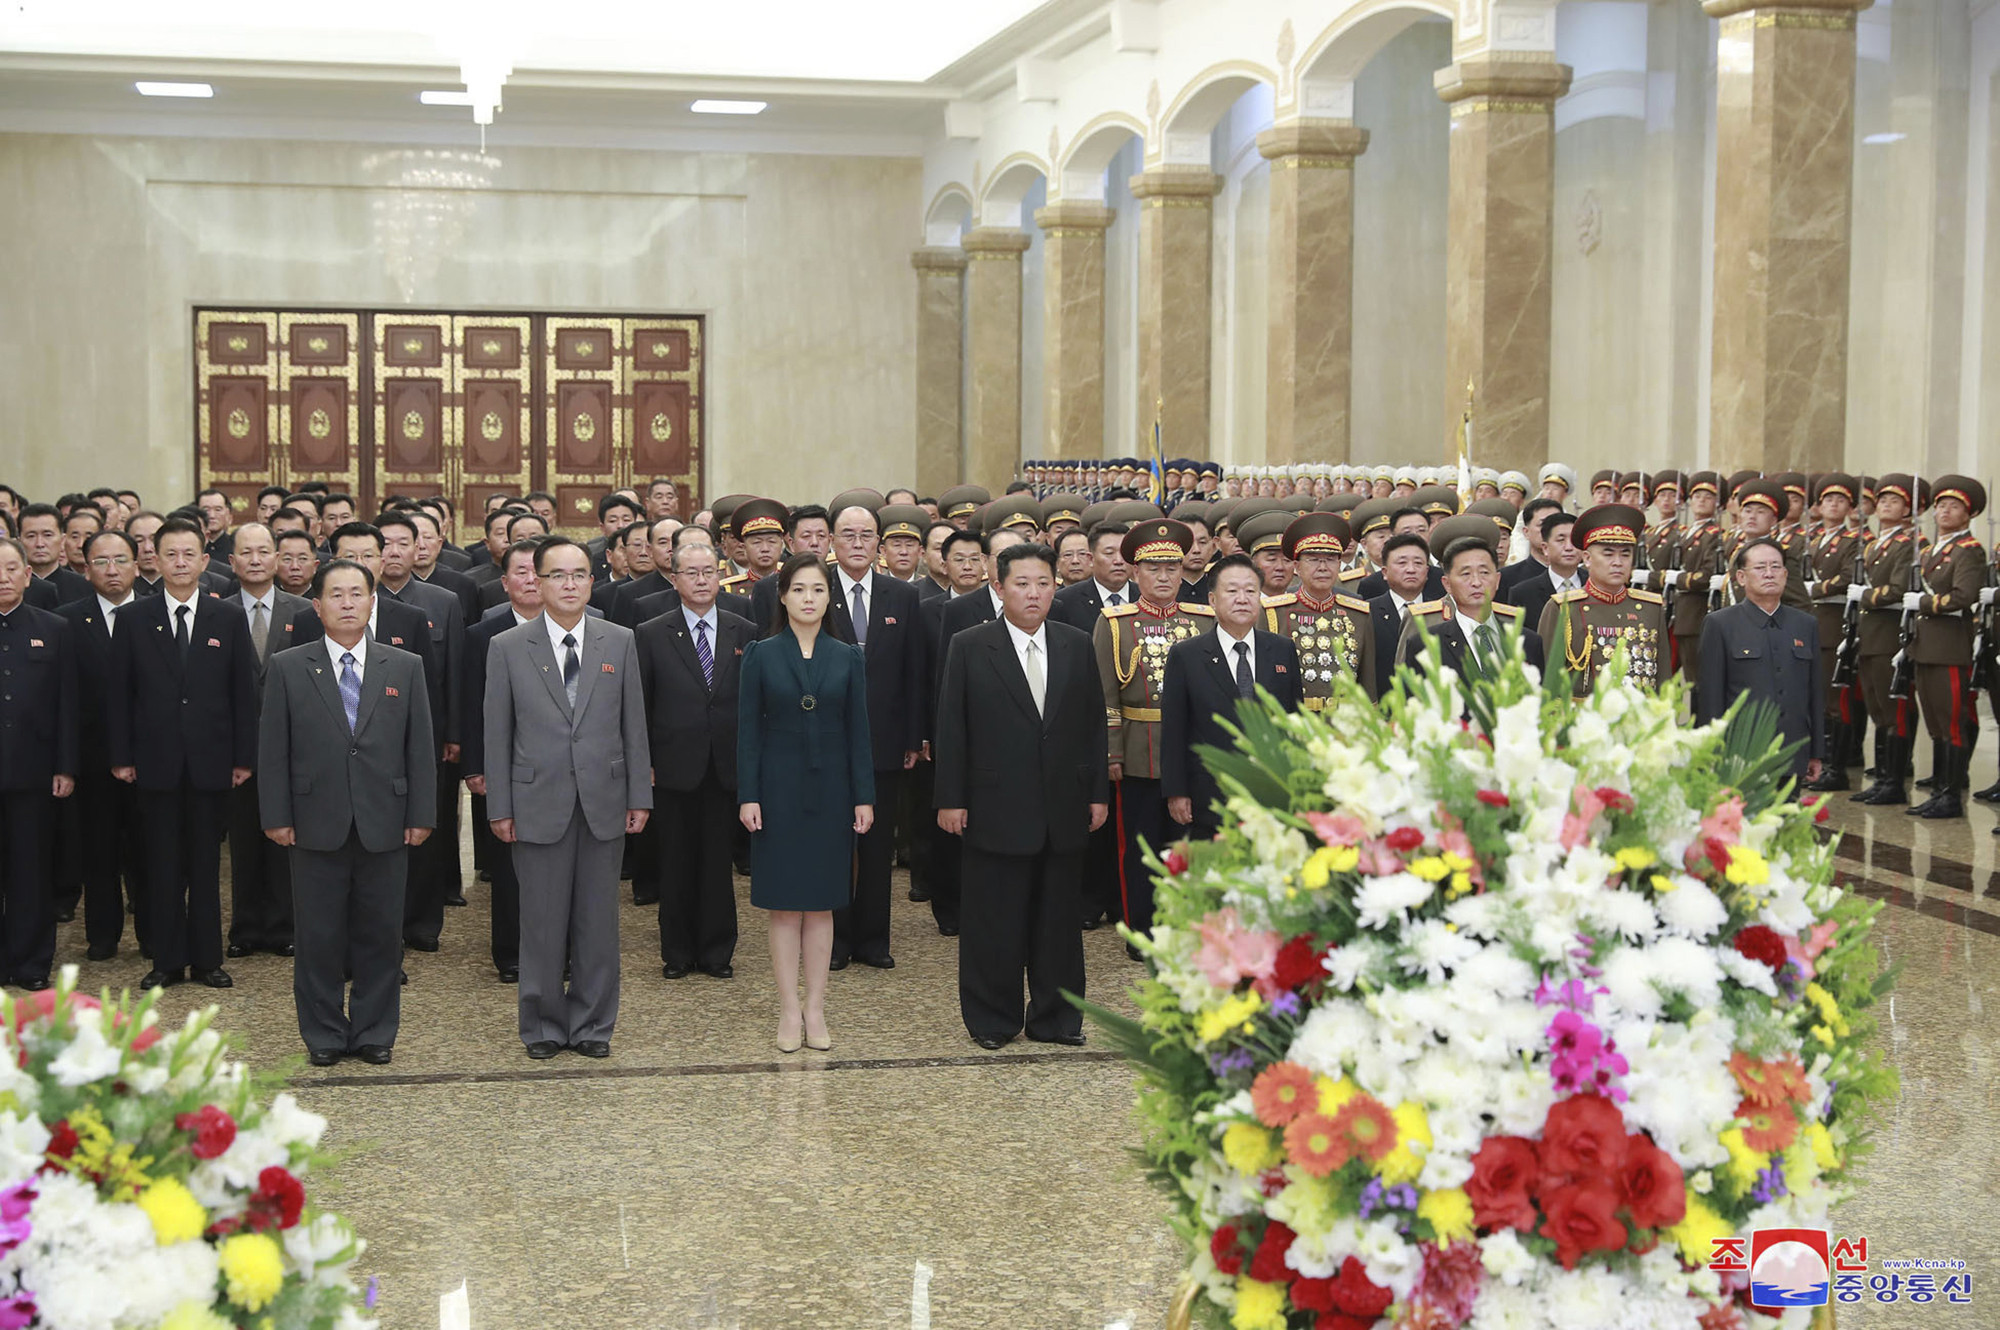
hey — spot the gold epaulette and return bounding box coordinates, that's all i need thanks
[1555,588,1586,603]
[1629,589,1664,605]
[1411,599,1447,616]
[1339,566,1368,582]
[1179,602,1215,616]
[1335,593,1369,612]
[720,574,748,589]
[1103,602,1139,617]
[1491,603,1521,618]
[1260,593,1298,608]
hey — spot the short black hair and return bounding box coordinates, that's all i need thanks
[285,491,325,512]
[598,494,642,522]
[1382,531,1431,562]
[1388,506,1427,529]
[923,519,956,547]
[1207,552,1258,584]
[61,505,102,532]
[1540,511,1577,542]
[406,506,442,537]
[524,490,555,507]
[1054,528,1091,557]
[532,535,586,574]
[16,503,58,527]
[1441,537,1498,574]
[785,504,830,535]
[620,522,653,550]
[941,528,985,561]
[275,528,317,551]
[296,480,330,495]
[1005,480,1033,495]
[321,492,355,510]
[426,494,455,516]
[671,524,711,551]
[328,520,384,554]
[1087,520,1130,550]
[884,488,919,506]
[116,489,142,506]
[196,487,227,505]
[155,515,205,545]
[996,541,1056,582]
[375,510,420,543]
[87,487,120,503]
[257,484,289,504]
[311,557,376,596]
[502,538,544,574]
[506,512,549,540]
[485,505,525,535]
[1734,536,1787,571]
[84,528,138,561]
[274,506,314,529]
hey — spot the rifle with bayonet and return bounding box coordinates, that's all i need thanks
[1831,539,1864,689]
[1888,520,1925,703]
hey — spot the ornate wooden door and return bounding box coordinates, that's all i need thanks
[542,316,625,537]
[370,313,453,515]
[626,317,704,517]
[194,311,279,522]
[279,313,362,499]
[454,316,534,539]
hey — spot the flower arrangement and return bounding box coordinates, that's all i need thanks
[0,970,377,1330]
[1082,640,1896,1330]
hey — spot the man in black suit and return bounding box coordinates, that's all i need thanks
[476,513,549,612]
[1396,534,1547,680]
[0,537,78,989]
[938,527,1025,642]
[821,502,926,970]
[916,527,999,935]
[1050,521,1133,633]
[1367,532,1437,699]
[934,542,1108,1050]
[409,507,480,623]
[1698,537,1825,786]
[260,559,436,1066]
[465,507,519,594]
[18,504,89,606]
[610,517,680,628]
[1497,497,1563,599]
[459,540,544,981]
[1504,510,1584,634]
[56,530,144,960]
[1162,555,1301,841]
[108,517,258,990]
[635,539,755,978]
[1353,507,1444,601]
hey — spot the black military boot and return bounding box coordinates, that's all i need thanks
[1972,732,2000,803]
[1919,740,1968,819]
[1857,732,1907,804]
[1862,729,1884,779]
[1904,740,1947,814]
[1805,719,1851,791]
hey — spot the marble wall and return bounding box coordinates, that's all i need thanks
[0,133,920,507]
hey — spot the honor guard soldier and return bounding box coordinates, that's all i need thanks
[1903,476,1988,820]
[1263,513,1376,708]
[1095,519,1211,954]
[1802,474,1865,791]
[722,497,788,595]
[1849,473,1928,806]
[1236,511,1299,597]
[1726,479,1813,612]
[1540,504,1667,697]
[1668,470,1728,694]
[938,485,990,532]
[1643,471,1685,574]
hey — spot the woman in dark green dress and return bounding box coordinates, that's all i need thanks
[738,554,875,1054]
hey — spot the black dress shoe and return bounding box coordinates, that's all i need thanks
[307,1049,342,1067]
[1974,781,2000,803]
[937,923,960,937]
[404,936,440,953]
[701,963,734,979]
[907,885,930,902]
[353,1044,392,1065]
[662,963,690,979]
[572,1039,610,1059]
[1029,1031,1086,1046]
[274,943,294,957]
[633,890,660,907]
[525,1041,562,1060]
[477,869,493,883]
[226,943,251,959]
[445,892,468,907]
[1080,917,1101,931]
[15,976,49,993]
[54,908,75,925]
[498,966,519,984]
[857,954,895,970]
[828,955,851,972]
[973,1035,1009,1050]
[1125,942,1146,963]
[84,944,116,962]
[139,968,184,990]
[197,968,233,989]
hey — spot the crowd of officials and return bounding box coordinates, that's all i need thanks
[0,460,1990,1063]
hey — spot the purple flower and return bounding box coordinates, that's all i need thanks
[1750,1164,1789,1205]
[0,1293,33,1330]
[366,1277,381,1311]
[1268,991,1302,1019]
[1358,1177,1385,1219]
[1208,1049,1255,1078]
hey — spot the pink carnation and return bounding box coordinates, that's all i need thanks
[1559,786,1606,852]
[1305,811,1368,846]
[1699,795,1745,847]
[1194,908,1280,990]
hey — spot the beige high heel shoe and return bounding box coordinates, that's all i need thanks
[777,1016,803,1054]
[804,1016,831,1051]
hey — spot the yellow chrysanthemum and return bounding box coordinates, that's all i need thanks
[1197,991,1265,1044]
[1408,856,1450,883]
[1375,1102,1432,1184]
[1615,846,1658,872]
[1417,1188,1476,1246]
[219,1231,286,1313]
[1781,1140,1818,1197]
[1664,1189,1734,1265]
[1724,843,1769,888]
[1806,1122,1839,1172]
[1300,844,1359,888]
[1719,1127,1768,1191]
[1650,873,1677,894]
[1231,1277,1288,1330]
[137,1177,207,1246]
[1222,1123,1284,1176]
[157,1304,235,1330]
[56,1105,154,1203]
[1315,1076,1359,1116]
[1803,984,1851,1037]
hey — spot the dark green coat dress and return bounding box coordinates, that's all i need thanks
[737,630,876,911]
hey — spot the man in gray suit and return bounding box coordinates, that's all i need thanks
[259,559,436,1067]
[226,521,310,958]
[484,536,651,1061]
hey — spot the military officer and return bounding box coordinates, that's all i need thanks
[719,497,788,596]
[1236,511,1298,597]
[1801,474,1866,791]
[1724,479,1812,613]
[1904,476,1989,820]
[938,485,990,532]
[1666,471,1728,697]
[1262,513,1376,708]
[1539,504,1667,698]
[1094,519,1210,957]
[1849,473,1927,806]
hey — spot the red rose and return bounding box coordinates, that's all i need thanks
[1731,926,1786,974]
[256,1166,306,1229]
[1619,1135,1686,1230]
[1814,801,1831,824]
[1385,827,1425,852]
[1210,1223,1244,1276]
[1291,1275,1334,1312]
[40,1120,78,1173]
[1475,789,1511,808]
[1328,1255,1393,1317]
[1466,1135,1540,1231]
[175,1105,237,1160]
[1538,1180,1629,1269]
[1248,1221,1297,1284]
[1703,837,1732,875]
[1537,1093,1630,1185]
[1271,935,1330,992]
[1316,1315,1378,1330]
[1594,787,1635,815]
[1162,848,1189,876]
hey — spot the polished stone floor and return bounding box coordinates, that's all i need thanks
[45,754,2000,1329]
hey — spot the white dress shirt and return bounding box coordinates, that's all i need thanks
[1549,567,1582,595]
[324,631,368,680]
[840,569,874,630]
[96,592,135,637]
[1003,615,1050,685]
[1094,579,1128,609]
[682,603,718,638]
[1216,624,1256,679]
[1389,590,1423,620]
[239,586,275,620]
[544,613,587,658]
[987,586,1005,618]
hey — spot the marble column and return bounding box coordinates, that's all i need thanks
[961,226,1031,492]
[1259,121,1369,464]
[1705,0,1871,476]
[1434,57,1572,476]
[1131,168,1222,458]
[1033,201,1114,459]
[910,246,966,499]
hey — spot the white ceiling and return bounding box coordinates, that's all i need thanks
[0,0,1094,154]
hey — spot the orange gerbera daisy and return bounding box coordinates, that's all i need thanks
[1252,1062,1318,1127]
[1736,1096,1800,1154]
[1285,1112,1351,1177]
[1331,1094,1399,1163]
[1729,1052,1810,1108]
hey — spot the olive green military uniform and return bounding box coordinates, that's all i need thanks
[1539,587,1668,698]
[1262,592,1376,707]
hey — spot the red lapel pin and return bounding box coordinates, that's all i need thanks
[601,663,616,673]
[207,637,221,648]
[385,686,399,697]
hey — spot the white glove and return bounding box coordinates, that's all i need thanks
[1902,591,1924,612]
[1846,585,1866,604]
[1631,569,1651,588]
[1983,586,1998,607]
[1661,570,1682,590]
